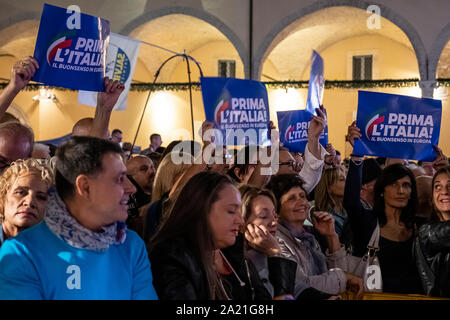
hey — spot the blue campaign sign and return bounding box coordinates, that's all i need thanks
[353,91,442,161]
[201,77,270,146]
[277,109,328,153]
[32,4,109,91]
[305,50,324,116]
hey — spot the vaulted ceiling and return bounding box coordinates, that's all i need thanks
[264,6,415,80]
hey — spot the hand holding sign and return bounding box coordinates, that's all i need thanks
[91,77,124,139]
[0,57,40,120]
[10,57,39,93]
[324,143,337,166]
[307,105,328,159]
[308,106,327,139]
[97,77,125,112]
[432,146,449,171]
[347,121,362,148]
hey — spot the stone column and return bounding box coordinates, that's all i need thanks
[419,80,437,99]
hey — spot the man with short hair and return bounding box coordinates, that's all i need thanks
[126,155,156,195]
[0,57,37,173]
[31,143,51,160]
[111,129,123,144]
[0,122,34,173]
[141,133,162,155]
[0,136,158,300]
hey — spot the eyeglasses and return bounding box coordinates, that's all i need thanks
[279,160,296,171]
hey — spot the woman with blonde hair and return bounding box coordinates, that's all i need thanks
[143,152,193,240]
[314,165,352,248]
[151,152,193,203]
[0,158,54,246]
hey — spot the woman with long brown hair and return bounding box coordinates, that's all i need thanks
[148,171,244,299]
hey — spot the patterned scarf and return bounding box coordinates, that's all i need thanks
[279,220,328,275]
[44,190,127,252]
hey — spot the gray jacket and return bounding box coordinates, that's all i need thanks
[276,223,347,295]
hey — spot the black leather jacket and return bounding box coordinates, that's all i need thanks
[149,234,273,300]
[415,220,450,297]
[149,237,210,300]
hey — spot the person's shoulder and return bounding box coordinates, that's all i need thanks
[2,222,49,249]
[149,236,192,259]
[125,228,143,242]
[120,229,147,252]
[0,223,46,261]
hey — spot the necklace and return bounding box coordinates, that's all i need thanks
[218,250,245,287]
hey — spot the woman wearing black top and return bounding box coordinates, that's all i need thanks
[345,122,423,294]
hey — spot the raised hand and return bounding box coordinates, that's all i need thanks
[311,211,337,237]
[245,223,281,257]
[347,121,361,148]
[324,143,336,165]
[9,56,39,92]
[308,105,327,139]
[97,77,125,112]
[432,145,449,171]
[90,77,125,139]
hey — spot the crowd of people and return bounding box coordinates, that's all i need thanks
[0,56,449,300]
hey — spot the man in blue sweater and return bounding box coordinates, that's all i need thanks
[0,136,158,300]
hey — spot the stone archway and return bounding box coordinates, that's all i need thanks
[429,22,450,80]
[120,6,249,78]
[253,0,427,80]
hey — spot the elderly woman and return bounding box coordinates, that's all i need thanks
[266,174,363,297]
[415,166,450,297]
[0,158,54,246]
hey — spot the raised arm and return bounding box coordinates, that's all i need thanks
[343,121,377,256]
[0,57,38,119]
[306,105,327,160]
[299,105,328,193]
[90,77,124,139]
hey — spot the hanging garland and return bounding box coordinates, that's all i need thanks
[0,78,449,92]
